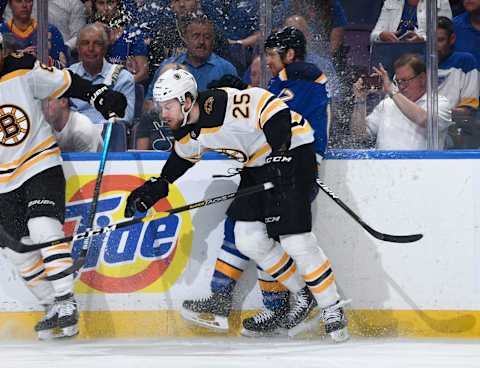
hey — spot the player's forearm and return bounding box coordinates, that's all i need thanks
[160,150,195,183]
[391,93,427,128]
[61,71,100,101]
[263,109,292,152]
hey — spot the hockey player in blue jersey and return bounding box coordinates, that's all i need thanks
[181,27,349,342]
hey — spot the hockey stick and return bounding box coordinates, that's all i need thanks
[0,181,273,256]
[316,179,422,243]
[76,116,114,269]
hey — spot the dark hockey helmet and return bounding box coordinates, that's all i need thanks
[264,26,307,59]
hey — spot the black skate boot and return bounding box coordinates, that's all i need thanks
[322,300,350,343]
[181,292,232,332]
[35,293,79,340]
[241,304,289,337]
[283,286,320,336]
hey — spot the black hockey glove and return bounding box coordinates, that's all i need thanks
[124,177,169,217]
[89,84,127,120]
[265,151,296,195]
[207,74,249,90]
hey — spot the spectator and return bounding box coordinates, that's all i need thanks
[146,16,237,101]
[46,98,103,152]
[0,0,69,68]
[92,0,149,83]
[350,53,452,149]
[137,0,230,84]
[69,23,135,127]
[371,0,452,43]
[438,16,479,113]
[453,0,480,66]
[4,0,87,51]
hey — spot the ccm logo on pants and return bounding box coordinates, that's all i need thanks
[265,216,281,223]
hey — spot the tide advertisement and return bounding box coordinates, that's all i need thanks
[64,173,193,295]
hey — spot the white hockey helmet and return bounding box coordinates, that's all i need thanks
[153,68,198,126]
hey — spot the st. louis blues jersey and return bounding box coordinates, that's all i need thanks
[268,62,329,156]
[0,53,71,193]
[172,87,314,168]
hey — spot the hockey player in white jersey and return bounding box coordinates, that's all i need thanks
[0,33,127,339]
[124,68,349,342]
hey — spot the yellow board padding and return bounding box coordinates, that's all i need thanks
[0,309,478,340]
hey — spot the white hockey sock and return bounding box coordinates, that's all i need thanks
[28,217,74,298]
[280,232,340,308]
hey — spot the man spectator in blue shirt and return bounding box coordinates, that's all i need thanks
[69,23,135,149]
[137,16,237,150]
[453,0,480,66]
[146,16,237,99]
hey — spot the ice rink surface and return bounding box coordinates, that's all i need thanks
[1,337,479,368]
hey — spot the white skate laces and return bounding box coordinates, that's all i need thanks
[322,299,351,343]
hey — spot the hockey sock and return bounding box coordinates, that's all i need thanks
[257,268,289,311]
[3,237,55,305]
[280,232,340,308]
[210,217,250,295]
[28,217,74,298]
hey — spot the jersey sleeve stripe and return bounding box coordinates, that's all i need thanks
[314,73,328,84]
[173,142,201,163]
[0,147,61,184]
[50,69,72,99]
[259,99,288,128]
[292,122,314,136]
[200,126,222,135]
[458,97,479,109]
[255,92,274,128]
[0,136,57,170]
[279,69,288,81]
[0,69,31,83]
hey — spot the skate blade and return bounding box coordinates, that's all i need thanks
[287,308,322,337]
[38,325,79,340]
[240,327,287,338]
[330,326,350,343]
[180,308,229,332]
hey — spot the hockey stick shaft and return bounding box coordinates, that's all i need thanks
[80,118,114,252]
[316,179,422,243]
[0,182,274,254]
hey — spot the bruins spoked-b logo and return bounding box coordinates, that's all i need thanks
[0,105,30,146]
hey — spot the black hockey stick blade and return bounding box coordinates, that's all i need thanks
[316,179,422,244]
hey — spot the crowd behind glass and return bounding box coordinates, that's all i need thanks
[1,0,478,152]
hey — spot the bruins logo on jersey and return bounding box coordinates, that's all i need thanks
[204,96,214,115]
[0,105,30,146]
[211,148,248,162]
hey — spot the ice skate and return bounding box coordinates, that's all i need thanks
[181,292,232,332]
[35,293,79,340]
[282,286,318,336]
[322,299,350,343]
[241,306,289,337]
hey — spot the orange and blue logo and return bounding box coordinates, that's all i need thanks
[64,175,193,294]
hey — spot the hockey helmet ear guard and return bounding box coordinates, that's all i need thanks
[153,68,198,127]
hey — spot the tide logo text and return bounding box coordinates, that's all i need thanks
[65,195,181,269]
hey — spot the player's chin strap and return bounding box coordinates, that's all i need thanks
[180,97,195,127]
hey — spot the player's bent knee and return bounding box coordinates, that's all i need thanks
[280,232,321,257]
[27,217,64,244]
[234,221,275,261]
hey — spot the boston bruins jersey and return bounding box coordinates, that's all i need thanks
[173,87,314,168]
[0,53,71,193]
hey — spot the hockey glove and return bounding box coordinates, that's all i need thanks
[207,74,249,90]
[124,176,169,217]
[89,84,127,120]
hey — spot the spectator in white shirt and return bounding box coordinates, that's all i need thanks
[371,0,452,43]
[351,53,452,149]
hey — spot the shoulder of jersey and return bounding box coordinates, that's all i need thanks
[197,89,228,128]
[284,62,324,83]
[1,52,36,77]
